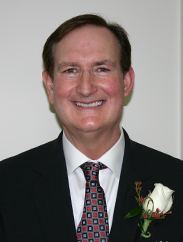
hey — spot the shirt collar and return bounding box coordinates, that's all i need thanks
[63,127,125,177]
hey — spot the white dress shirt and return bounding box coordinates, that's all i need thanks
[62,127,125,232]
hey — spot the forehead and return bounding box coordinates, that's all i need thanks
[54,25,120,62]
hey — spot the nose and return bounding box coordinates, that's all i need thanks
[76,71,97,97]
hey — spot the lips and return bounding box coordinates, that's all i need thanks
[75,101,103,107]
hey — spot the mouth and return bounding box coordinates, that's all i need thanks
[75,101,103,107]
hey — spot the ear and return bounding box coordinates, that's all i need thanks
[123,67,135,97]
[42,70,54,104]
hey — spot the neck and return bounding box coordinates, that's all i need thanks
[63,125,121,160]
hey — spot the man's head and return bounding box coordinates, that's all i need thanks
[42,14,134,148]
[42,14,131,80]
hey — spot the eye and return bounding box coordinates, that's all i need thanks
[62,67,80,78]
[64,68,77,73]
[98,67,110,72]
[93,66,112,76]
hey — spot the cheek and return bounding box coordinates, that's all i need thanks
[53,79,73,103]
[53,85,69,117]
[104,76,124,98]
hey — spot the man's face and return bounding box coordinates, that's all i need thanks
[43,25,134,138]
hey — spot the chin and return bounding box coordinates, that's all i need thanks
[77,125,99,133]
[75,121,102,133]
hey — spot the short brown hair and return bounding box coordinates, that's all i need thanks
[42,14,131,79]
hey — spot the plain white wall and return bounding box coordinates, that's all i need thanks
[0,0,182,160]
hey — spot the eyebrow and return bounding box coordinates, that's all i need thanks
[93,60,116,67]
[57,62,78,70]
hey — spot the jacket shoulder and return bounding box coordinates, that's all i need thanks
[129,139,183,181]
[131,139,182,162]
[0,135,61,173]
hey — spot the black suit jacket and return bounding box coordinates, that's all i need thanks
[0,130,183,242]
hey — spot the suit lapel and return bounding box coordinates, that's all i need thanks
[109,129,152,242]
[30,132,77,242]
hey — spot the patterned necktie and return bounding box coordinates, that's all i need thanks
[77,162,109,242]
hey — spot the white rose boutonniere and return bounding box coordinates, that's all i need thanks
[124,182,174,239]
[143,183,174,214]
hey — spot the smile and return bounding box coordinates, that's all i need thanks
[75,101,103,107]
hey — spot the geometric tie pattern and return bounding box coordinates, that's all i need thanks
[77,162,109,242]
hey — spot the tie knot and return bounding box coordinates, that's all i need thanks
[80,162,107,182]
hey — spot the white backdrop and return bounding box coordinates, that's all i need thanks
[0,0,182,160]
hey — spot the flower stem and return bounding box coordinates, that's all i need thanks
[141,219,152,238]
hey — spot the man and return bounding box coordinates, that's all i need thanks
[0,14,183,242]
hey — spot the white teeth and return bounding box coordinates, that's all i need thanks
[75,101,103,107]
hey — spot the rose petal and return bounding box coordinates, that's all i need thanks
[163,196,173,213]
[161,184,174,200]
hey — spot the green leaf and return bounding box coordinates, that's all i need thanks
[123,208,143,220]
[138,219,144,233]
[140,211,144,219]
